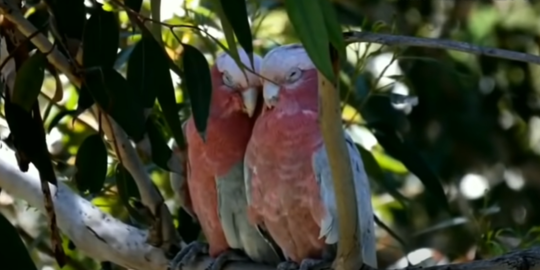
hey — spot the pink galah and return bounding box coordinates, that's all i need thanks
[244,44,378,270]
[170,49,281,270]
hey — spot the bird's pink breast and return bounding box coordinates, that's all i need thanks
[185,112,254,256]
[246,110,328,262]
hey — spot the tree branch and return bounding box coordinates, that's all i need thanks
[318,60,366,269]
[0,141,169,270]
[0,0,180,251]
[343,31,540,64]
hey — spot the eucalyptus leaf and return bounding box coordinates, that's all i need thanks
[127,36,160,109]
[115,164,147,224]
[284,0,334,82]
[146,116,174,171]
[74,134,108,194]
[317,0,346,60]
[371,125,450,212]
[83,68,146,141]
[211,0,242,71]
[12,51,46,112]
[82,6,120,68]
[219,0,254,65]
[0,213,39,270]
[181,44,212,141]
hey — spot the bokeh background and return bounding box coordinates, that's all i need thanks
[1,0,540,269]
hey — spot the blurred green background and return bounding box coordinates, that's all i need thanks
[2,0,540,269]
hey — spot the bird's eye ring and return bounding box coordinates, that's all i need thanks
[222,72,235,88]
[286,68,302,82]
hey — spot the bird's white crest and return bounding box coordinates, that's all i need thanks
[261,44,315,78]
[215,49,262,88]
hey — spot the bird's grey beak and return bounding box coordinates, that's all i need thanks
[263,81,279,109]
[241,87,258,118]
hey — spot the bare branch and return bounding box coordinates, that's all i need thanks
[344,31,540,65]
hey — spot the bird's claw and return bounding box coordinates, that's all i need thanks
[205,249,249,270]
[298,258,332,270]
[169,241,209,270]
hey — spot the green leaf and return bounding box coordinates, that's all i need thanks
[284,0,334,82]
[356,144,409,206]
[11,51,46,112]
[181,44,212,141]
[126,36,161,109]
[74,134,108,194]
[4,101,57,185]
[219,0,254,65]
[211,0,242,70]
[0,213,39,270]
[371,126,450,212]
[83,68,146,141]
[317,0,346,60]
[146,115,174,171]
[125,0,143,13]
[47,109,77,133]
[115,43,136,70]
[125,35,187,151]
[47,0,86,40]
[82,5,120,69]
[115,164,147,224]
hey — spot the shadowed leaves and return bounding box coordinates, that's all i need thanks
[0,213,38,270]
[75,134,107,194]
[82,68,146,142]
[181,44,212,141]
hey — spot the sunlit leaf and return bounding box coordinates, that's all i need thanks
[356,145,409,205]
[75,134,107,194]
[284,0,334,82]
[181,44,212,141]
[47,109,77,133]
[0,213,38,270]
[12,51,46,112]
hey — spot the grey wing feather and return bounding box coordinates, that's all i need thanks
[312,132,378,268]
[216,162,281,265]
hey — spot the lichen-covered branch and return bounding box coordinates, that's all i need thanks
[0,141,170,270]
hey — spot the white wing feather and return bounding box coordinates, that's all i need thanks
[312,132,378,268]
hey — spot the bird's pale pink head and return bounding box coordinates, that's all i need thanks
[210,49,262,117]
[260,44,318,112]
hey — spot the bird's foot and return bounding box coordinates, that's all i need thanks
[298,258,332,270]
[276,259,332,270]
[277,261,300,270]
[205,249,250,270]
[169,241,209,270]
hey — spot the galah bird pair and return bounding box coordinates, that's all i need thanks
[169,45,377,270]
